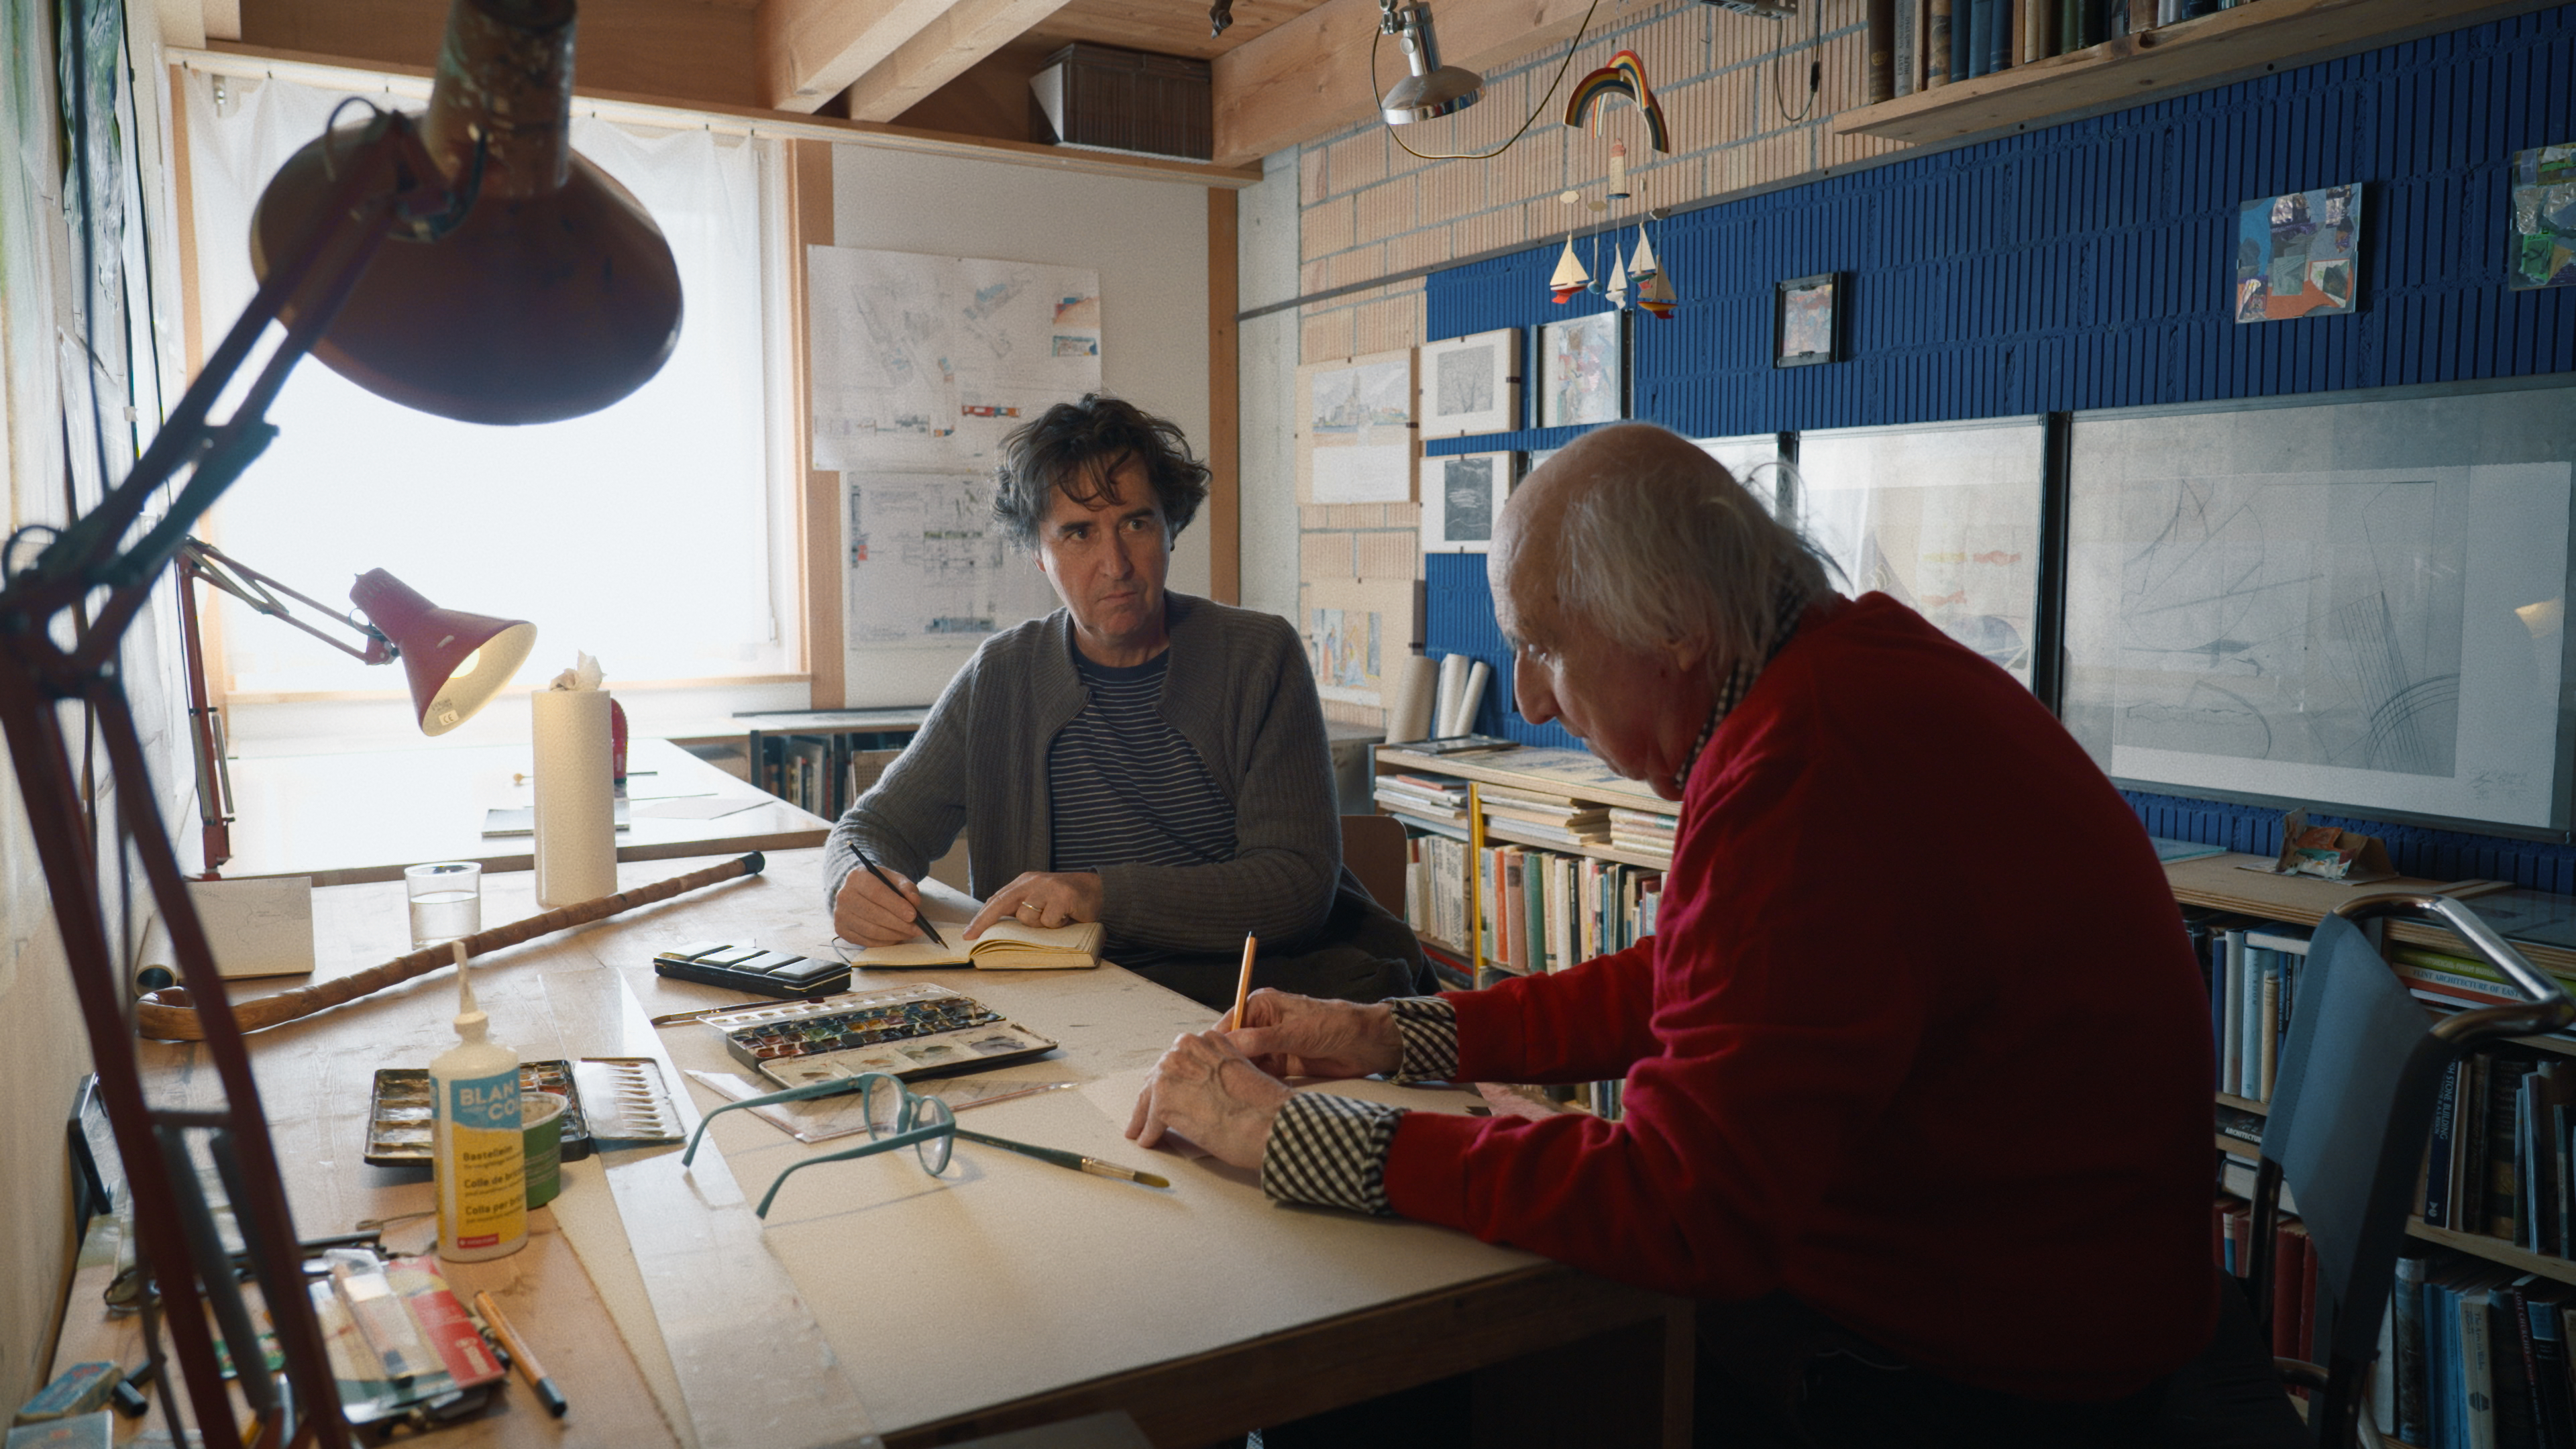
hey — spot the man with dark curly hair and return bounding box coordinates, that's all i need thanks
[824,394,1431,1009]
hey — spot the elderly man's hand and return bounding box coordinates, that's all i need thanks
[833,863,928,946]
[966,871,1104,938]
[1126,1030,1291,1169]
[1226,989,1403,1081]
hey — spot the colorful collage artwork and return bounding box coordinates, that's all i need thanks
[2235,184,2361,323]
[2510,143,2576,290]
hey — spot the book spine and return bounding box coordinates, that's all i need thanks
[2222,930,2247,1097]
[1925,0,1953,85]
[1866,0,1895,101]
[1894,0,1919,94]
[2397,1254,2430,1444]
[2242,945,2269,1099]
[2516,1285,2555,1449]
[2467,1055,2496,1238]
[2298,1231,2320,1368]
[2271,1220,2305,1359]
[2536,1300,2575,1449]
[1964,0,1992,78]
[2259,955,2281,1101]
[2430,1060,2463,1228]
[2470,1289,2499,1449]
[2495,1057,2526,1240]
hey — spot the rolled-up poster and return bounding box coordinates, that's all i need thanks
[533,654,618,907]
[1433,651,1470,739]
[1454,659,1492,738]
[1387,652,1438,743]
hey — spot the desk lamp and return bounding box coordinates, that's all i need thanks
[174,539,537,872]
[0,1,675,1446]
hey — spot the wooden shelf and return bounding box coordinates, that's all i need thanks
[1832,0,2555,146]
[2404,1218,2576,1287]
[2217,1092,2269,1116]
[1481,817,1673,871]
[1375,745,1677,816]
[2164,852,2576,980]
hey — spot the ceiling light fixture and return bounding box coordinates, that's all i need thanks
[1370,0,1601,162]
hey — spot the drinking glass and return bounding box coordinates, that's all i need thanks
[406,861,482,950]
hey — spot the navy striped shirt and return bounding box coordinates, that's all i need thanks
[1048,647,1237,968]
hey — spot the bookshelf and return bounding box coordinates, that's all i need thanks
[1833,0,2548,146]
[736,708,930,822]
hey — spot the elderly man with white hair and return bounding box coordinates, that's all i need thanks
[1128,422,2239,1446]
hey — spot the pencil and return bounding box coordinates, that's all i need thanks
[472,1290,568,1418]
[1225,932,1256,1031]
[853,847,947,948]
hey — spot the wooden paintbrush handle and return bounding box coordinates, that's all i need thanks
[136,851,766,1040]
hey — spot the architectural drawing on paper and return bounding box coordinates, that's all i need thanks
[2097,473,2466,779]
[845,474,1057,647]
[808,247,1101,474]
[1298,351,1413,504]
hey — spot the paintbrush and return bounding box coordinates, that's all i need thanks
[953,1127,1169,1188]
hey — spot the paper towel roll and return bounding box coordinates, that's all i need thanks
[1432,653,1470,739]
[1387,653,1438,743]
[533,688,618,906]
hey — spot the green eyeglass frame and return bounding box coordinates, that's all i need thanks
[681,1070,956,1217]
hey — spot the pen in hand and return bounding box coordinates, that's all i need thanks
[853,848,947,948]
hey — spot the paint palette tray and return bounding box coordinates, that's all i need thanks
[703,983,1059,1089]
[363,1059,593,1167]
[570,1057,685,1143]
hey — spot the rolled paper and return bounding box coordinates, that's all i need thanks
[1456,659,1492,738]
[1387,653,1439,743]
[1433,652,1470,739]
[533,687,617,906]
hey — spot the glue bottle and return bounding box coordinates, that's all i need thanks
[429,941,527,1260]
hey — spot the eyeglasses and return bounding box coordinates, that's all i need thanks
[684,1071,955,1217]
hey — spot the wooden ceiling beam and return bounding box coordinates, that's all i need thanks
[759,0,960,111]
[843,0,1079,121]
[1210,0,1593,166]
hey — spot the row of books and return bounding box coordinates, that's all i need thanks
[1395,833,1664,972]
[1865,0,2268,104]
[2426,1049,2576,1260]
[2394,1249,2576,1449]
[2190,916,2310,1103]
[753,733,902,820]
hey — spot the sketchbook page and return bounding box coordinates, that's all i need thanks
[838,878,981,965]
[969,918,1103,969]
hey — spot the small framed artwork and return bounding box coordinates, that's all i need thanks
[1774,274,1843,367]
[1420,451,1515,553]
[1417,329,1520,439]
[2235,184,2361,321]
[2508,143,2576,290]
[1538,311,1625,429]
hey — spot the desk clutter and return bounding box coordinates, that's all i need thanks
[364,1058,683,1167]
[703,984,1059,1088]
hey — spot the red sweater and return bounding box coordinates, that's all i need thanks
[1383,593,2218,1401]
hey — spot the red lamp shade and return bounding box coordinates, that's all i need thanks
[350,570,537,735]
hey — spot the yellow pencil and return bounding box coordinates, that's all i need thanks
[1224,932,1256,1031]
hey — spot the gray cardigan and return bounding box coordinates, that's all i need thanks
[822,594,1350,954]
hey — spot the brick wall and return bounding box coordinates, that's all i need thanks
[1291,0,1892,725]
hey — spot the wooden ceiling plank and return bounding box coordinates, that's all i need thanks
[1211,0,1593,166]
[759,0,960,111]
[845,0,1081,121]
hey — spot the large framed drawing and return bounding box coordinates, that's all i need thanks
[2063,382,2576,832]
[1420,451,1514,553]
[1793,419,2047,690]
[1538,312,1623,429]
[1417,329,1519,439]
[1695,433,1786,517]
[1297,350,1415,504]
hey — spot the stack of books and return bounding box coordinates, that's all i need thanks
[1477,784,1610,847]
[1374,772,1468,822]
[1607,808,1676,859]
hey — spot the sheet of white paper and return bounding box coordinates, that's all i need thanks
[629,795,763,822]
[184,876,316,979]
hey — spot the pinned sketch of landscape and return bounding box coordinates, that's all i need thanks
[845,472,1058,648]
[808,246,1101,472]
[1297,351,1413,503]
[2065,447,2573,828]
[1793,421,2046,689]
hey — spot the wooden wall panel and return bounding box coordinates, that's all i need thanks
[238,0,761,108]
[789,138,842,708]
[1207,186,1240,602]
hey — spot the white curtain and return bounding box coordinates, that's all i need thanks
[183,70,784,696]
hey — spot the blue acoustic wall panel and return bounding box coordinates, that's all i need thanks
[1417,5,2576,851]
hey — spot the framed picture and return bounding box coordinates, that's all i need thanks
[2234,184,2361,321]
[2508,142,2576,291]
[1417,329,1519,439]
[1420,451,1515,553]
[1774,274,1843,367]
[1538,312,1625,429]
[1295,350,1416,504]
[2062,380,2576,831]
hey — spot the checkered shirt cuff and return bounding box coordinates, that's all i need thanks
[1387,996,1460,1083]
[1262,1093,1405,1216]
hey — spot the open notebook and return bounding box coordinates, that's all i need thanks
[842,882,1102,970]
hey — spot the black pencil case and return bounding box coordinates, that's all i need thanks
[653,940,849,1000]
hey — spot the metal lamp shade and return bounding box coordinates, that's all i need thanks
[350,569,537,735]
[247,0,682,425]
[1381,65,1483,124]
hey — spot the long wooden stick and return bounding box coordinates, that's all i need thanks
[136,852,767,1040]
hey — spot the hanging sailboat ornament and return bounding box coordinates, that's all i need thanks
[1637,264,1678,319]
[1605,248,1629,308]
[1550,235,1591,303]
[1629,224,1659,281]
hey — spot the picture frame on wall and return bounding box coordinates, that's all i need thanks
[1417,329,1520,439]
[2233,184,2361,321]
[1295,350,1416,504]
[1419,451,1516,553]
[1538,312,1625,429]
[1774,274,1843,367]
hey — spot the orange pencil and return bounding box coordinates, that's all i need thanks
[1224,933,1256,1031]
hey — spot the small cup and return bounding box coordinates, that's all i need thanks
[405,861,482,951]
[522,1092,570,1209]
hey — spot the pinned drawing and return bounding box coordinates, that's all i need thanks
[1417,329,1519,439]
[844,472,1057,648]
[1302,577,1417,707]
[1421,451,1514,553]
[2234,184,2361,322]
[1296,351,1415,504]
[1539,312,1623,428]
[1793,419,2046,688]
[2063,390,2576,830]
[2509,142,2576,290]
